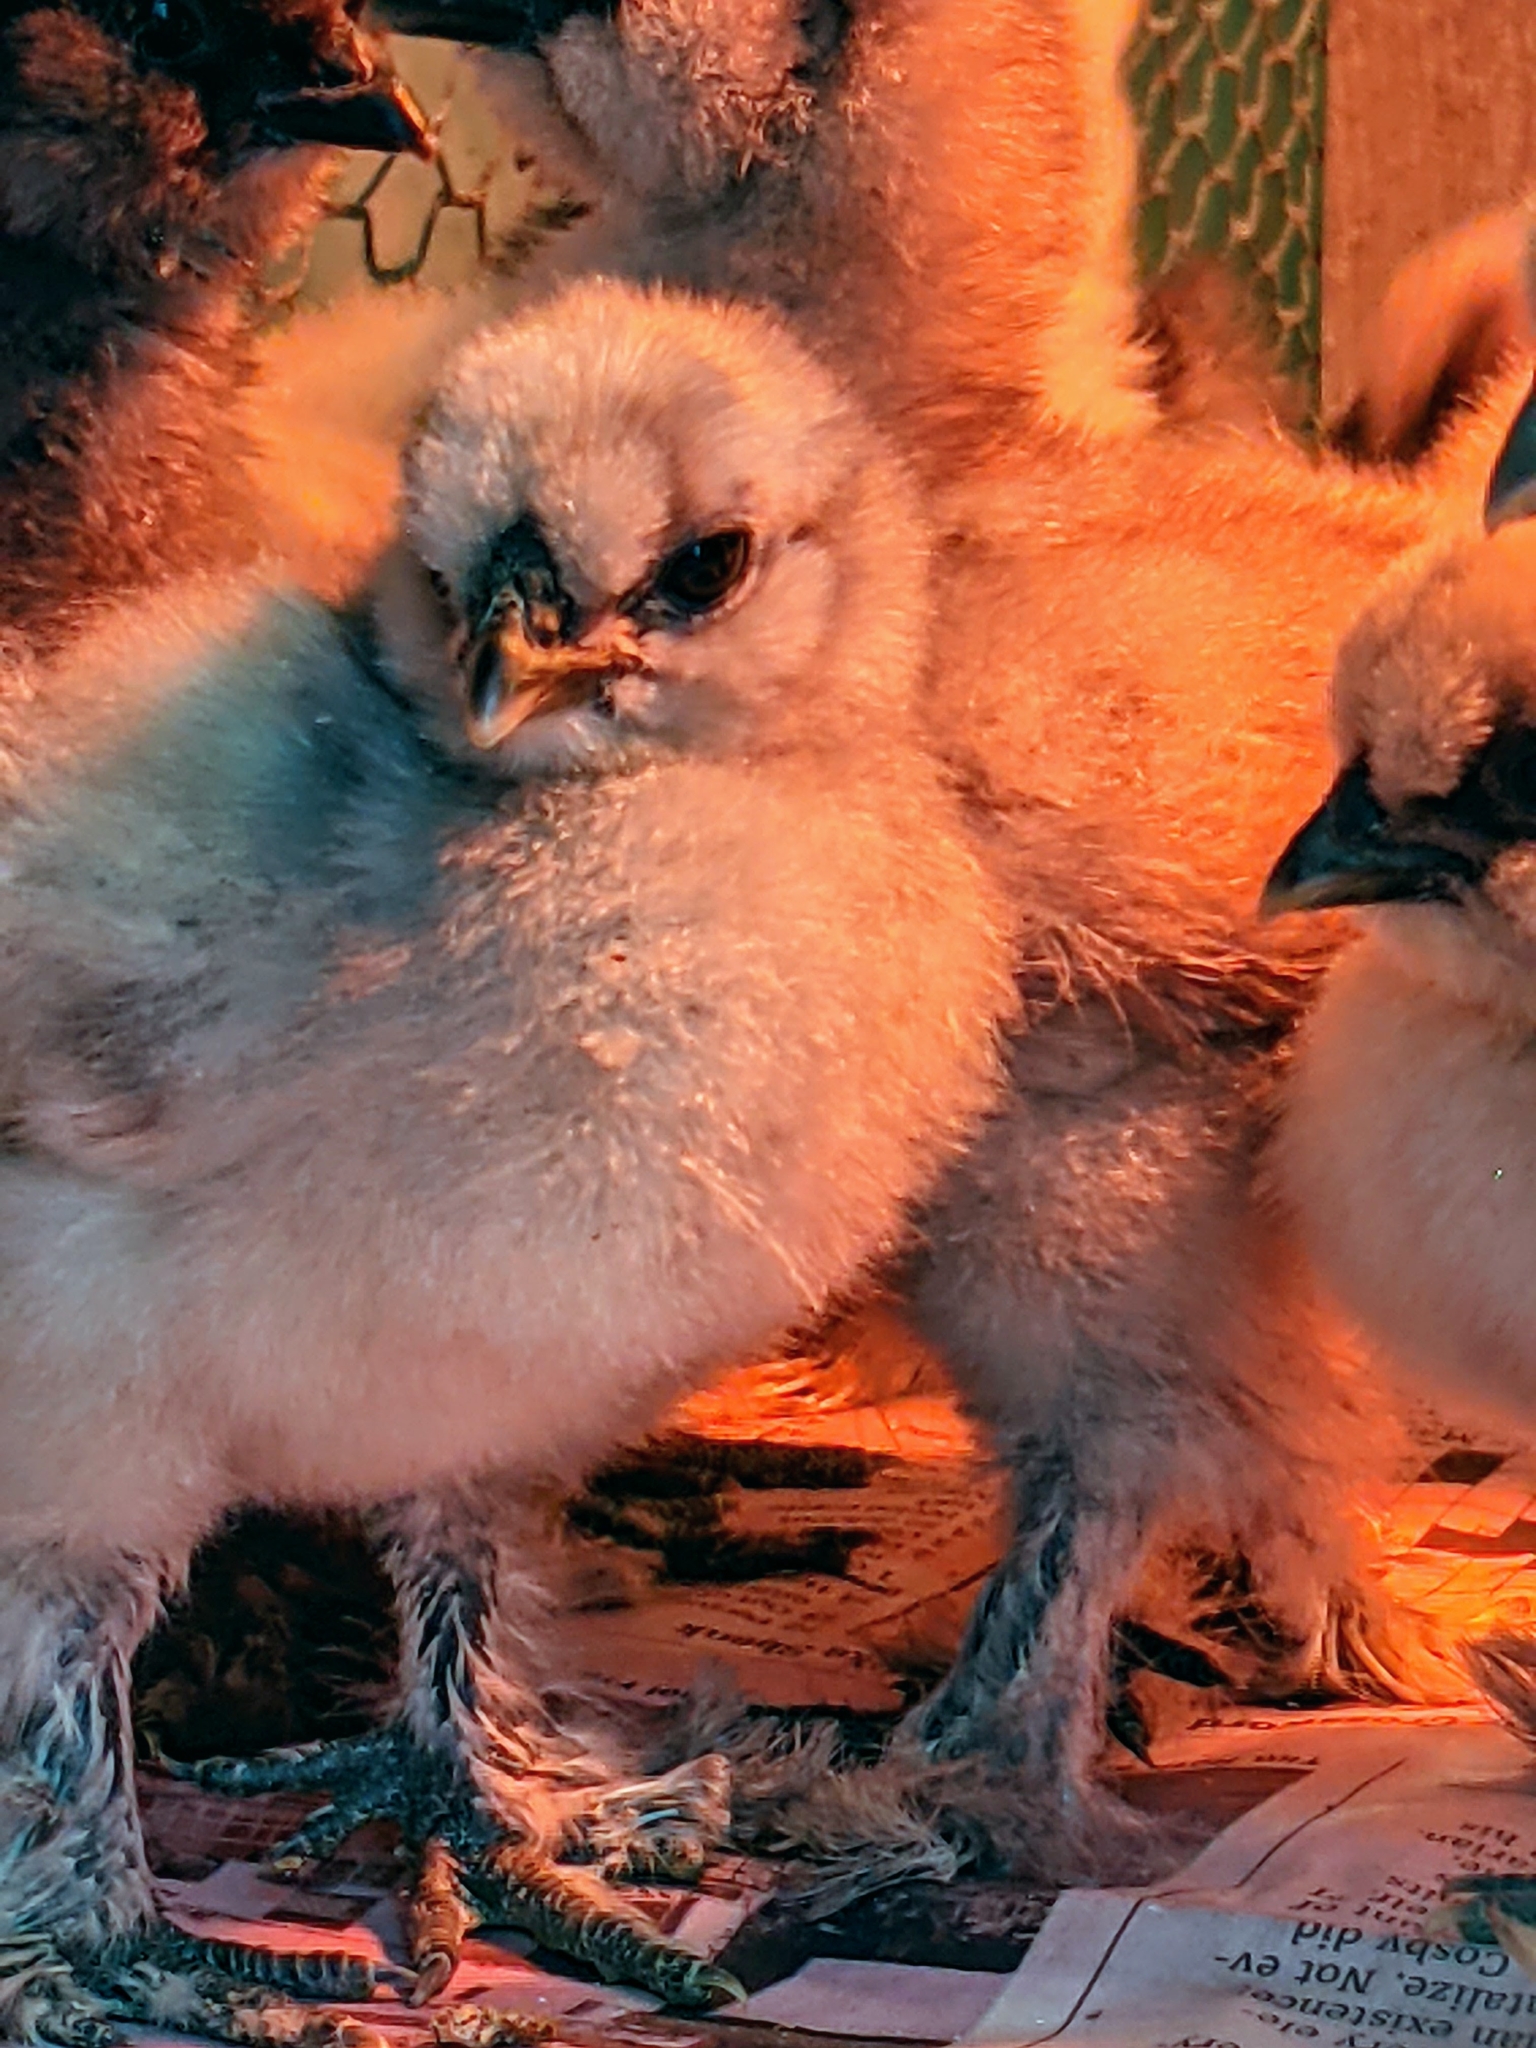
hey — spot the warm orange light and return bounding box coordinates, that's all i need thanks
[665,1302,982,1461]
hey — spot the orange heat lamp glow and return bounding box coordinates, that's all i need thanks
[661,1294,1536,1712]
[663,1299,984,1462]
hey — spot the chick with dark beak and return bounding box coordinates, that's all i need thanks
[464,611,645,748]
[1262,757,1490,918]
[257,16,432,157]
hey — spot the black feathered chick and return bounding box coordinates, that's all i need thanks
[0,0,426,649]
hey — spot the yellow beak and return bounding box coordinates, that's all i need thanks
[463,620,644,751]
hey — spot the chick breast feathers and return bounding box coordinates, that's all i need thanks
[0,283,1014,1568]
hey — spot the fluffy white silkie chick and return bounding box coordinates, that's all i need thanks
[1267,382,1536,1964]
[1269,387,1536,1441]
[0,278,1013,2044]
[375,0,1158,469]
[1269,395,1536,1423]
[869,414,1472,1873]
[375,0,1517,1876]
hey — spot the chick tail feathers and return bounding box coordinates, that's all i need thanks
[1011,0,1150,442]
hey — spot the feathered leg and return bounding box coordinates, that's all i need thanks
[715,1423,1203,1906]
[886,1035,1438,1881]
[917,1438,1099,1765]
[1427,1636,1536,1966]
[909,1429,1174,1874]
[0,1551,158,2045]
[0,1548,372,2047]
[180,1485,739,2010]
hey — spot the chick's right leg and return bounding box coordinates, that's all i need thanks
[899,1039,1416,1873]
[0,1547,378,2048]
[178,1484,737,2012]
[0,1550,159,2045]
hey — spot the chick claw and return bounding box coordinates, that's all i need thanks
[166,1730,741,2010]
[407,1836,478,2003]
[1430,1872,1536,1972]
[5,1925,384,2048]
[430,2003,554,2047]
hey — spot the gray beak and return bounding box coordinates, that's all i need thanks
[1261,758,1482,918]
[257,76,433,155]
[1487,375,1536,531]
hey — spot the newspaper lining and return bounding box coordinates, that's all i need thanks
[126,1425,1536,2044]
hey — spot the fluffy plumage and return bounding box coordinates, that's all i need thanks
[415,0,1516,1880]
[1269,500,1536,1437]
[870,415,1493,1875]
[1264,403,1536,1962]
[16,0,1517,1920]
[0,278,1013,2039]
[424,0,1159,475]
[1333,205,1536,464]
[0,0,428,650]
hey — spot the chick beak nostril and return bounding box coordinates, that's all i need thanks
[526,599,565,649]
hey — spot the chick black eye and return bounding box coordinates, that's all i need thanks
[650,530,752,616]
[1477,724,1536,823]
[135,0,210,66]
[1487,376,1536,530]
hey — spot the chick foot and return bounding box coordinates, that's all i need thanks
[1424,1637,1536,1968]
[1426,1874,1536,1973]
[169,1730,740,2010]
[0,1556,390,2048]
[2,1921,382,2048]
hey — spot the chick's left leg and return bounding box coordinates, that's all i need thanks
[910,1424,1188,1879]
[181,1487,737,2010]
[0,1548,375,2048]
[900,1039,1427,1876]
[1426,1638,1536,1969]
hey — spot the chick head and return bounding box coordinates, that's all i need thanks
[375,277,931,780]
[1265,381,1536,1014]
[1,0,427,286]
[373,0,837,198]
[103,0,425,152]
